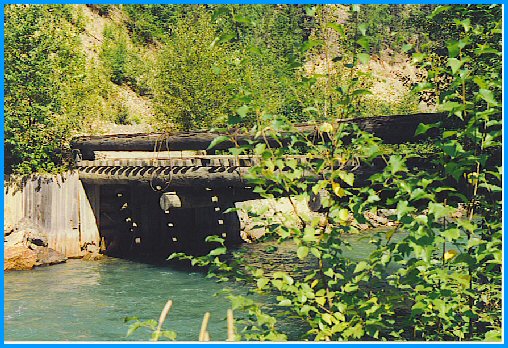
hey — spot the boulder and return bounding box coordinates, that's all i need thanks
[4,219,66,270]
[33,246,67,266]
[4,222,15,237]
[82,252,105,261]
[4,230,26,247]
[6,218,48,247]
[4,245,37,271]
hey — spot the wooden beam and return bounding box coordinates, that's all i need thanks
[71,113,451,159]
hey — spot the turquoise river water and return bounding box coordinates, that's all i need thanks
[4,232,381,342]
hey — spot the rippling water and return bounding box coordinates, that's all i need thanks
[4,229,394,342]
[4,258,231,341]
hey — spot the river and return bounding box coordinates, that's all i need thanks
[4,231,385,342]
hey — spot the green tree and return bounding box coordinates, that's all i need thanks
[4,5,88,174]
[151,6,242,131]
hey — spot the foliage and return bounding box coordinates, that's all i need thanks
[171,4,502,341]
[150,6,242,131]
[4,5,89,174]
[124,317,177,341]
[123,4,180,45]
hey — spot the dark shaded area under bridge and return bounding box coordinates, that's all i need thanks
[71,113,463,261]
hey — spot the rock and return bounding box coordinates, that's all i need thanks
[7,218,48,247]
[4,230,26,247]
[4,245,37,271]
[83,242,100,254]
[33,246,67,266]
[4,223,15,236]
[82,252,105,261]
[364,211,390,227]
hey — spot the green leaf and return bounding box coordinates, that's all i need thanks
[278,299,291,306]
[343,283,358,292]
[228,114,242,125]
[257,277,269,289]
[297,246,309,260]
[236,105,250,118]
[338,208,349,221]
[428,202,453,219]
[322,313,333,325]
[126,322,142,337]
[248,45,261,54]
[446,40,460,58]
[159,330,177,340]
[413,82,434,92]
[356,37,370,50]
[209,247,227,256]
[402,43,413,53]
[358,23,368,36]
[415,122,438,136]
[310,247,321,258]
[484,329,502,342]
[302,106,319,114]
[301,39,323,52]
[479,89,498,106]
[397,200,416,219]
[412,52,426,63]
[324,268,335,278]
[353,261,369,274]
[429,5,452,19]
[218,33,235,44]
[326,23,344,35]
[447,58,463,74]
[351,88,372,97]
[207,135,230,150]
[441,228,461,241]
[460,18,471,32]
[234,15,251,24]
[205,235,225,244]
[337,171,355,186]
[388,155,406,175]
[305,5,317,16]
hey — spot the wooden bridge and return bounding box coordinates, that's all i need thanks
[70,113,448,259]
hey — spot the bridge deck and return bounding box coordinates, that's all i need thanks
[72,113,455,187]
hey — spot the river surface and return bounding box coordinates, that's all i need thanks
[4,231,385,342]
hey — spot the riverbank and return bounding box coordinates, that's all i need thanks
[4,218,102,271]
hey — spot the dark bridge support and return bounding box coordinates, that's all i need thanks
[93,184,243,261]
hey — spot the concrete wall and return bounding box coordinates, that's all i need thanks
[4,172,101,258]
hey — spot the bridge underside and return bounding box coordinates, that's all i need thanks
[86,183,245,261]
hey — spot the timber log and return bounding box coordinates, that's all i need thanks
[71,113,451,160]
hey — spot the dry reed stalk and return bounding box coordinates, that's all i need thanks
[199,312,211,341]
[152,299,173,342]
[226,309,235,341]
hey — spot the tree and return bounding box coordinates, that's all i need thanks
[4,5,88,174]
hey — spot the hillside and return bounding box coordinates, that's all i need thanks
[4,4,469,174]
[78,5,434,134]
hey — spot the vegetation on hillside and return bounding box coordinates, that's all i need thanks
[6,4,441,174]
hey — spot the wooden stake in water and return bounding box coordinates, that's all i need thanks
[226,309,235,341]
[152,299,173,342]
[199,312,211,341]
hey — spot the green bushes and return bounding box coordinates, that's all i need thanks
[171,5,501,341]
[4,5,88,174]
